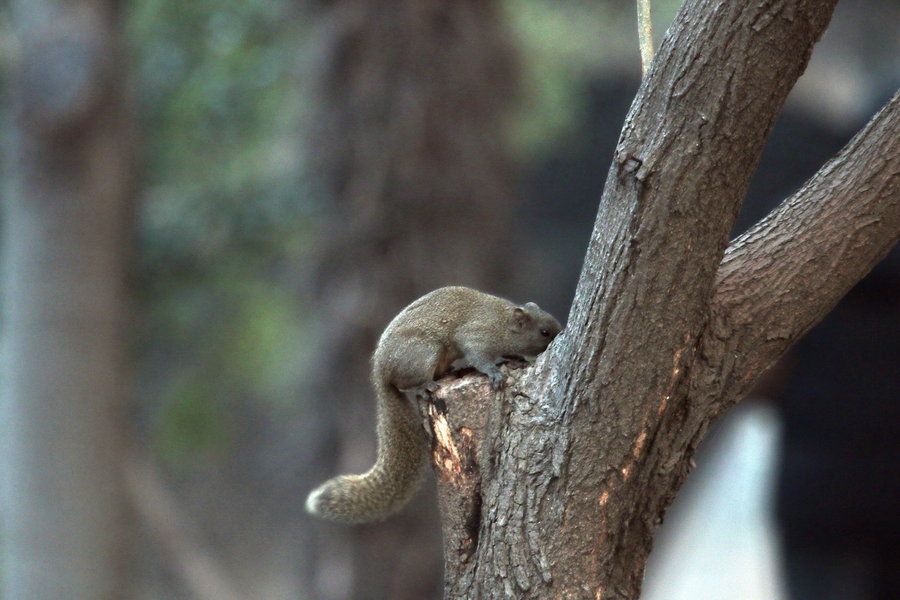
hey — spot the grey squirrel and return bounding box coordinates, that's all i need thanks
[305,286,562,524]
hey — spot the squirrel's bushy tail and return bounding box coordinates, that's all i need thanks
[305,382,428,524]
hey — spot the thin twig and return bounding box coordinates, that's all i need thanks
[637,0,655,76]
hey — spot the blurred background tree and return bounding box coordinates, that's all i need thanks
[1,1,135,599]
[1,0,896,598]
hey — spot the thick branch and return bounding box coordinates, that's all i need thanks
[432,2,896,600]
[442,1,846,599]
[700,90,900,409]
[530,3,838,594]
[561,0,838,407]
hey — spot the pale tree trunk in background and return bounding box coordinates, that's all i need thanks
[302,0,520,598]
[1,1,135,599]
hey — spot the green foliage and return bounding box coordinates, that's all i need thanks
[128,0,317,463]
[128,0,313,257]
[155,372,231,464]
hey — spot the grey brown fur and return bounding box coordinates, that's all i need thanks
[305,286,562,524]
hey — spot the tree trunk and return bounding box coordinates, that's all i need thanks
[304,1,520,598]
[427,1,900,599]
[1,1,135,599]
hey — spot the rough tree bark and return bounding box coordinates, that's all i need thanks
[0,1,135,599]
[425,1,899,599]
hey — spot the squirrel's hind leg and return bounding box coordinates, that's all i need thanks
[389,337,443,400]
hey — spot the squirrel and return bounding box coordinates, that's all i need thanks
[305,286,562,524]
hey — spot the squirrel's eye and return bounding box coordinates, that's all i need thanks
[540,329,550,337]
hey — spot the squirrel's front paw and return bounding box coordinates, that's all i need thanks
[488,369,505,390]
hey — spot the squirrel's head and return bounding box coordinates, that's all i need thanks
[509,302,562,356]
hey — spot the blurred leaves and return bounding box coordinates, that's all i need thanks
[128,0,313,262]
[128,0,317,463]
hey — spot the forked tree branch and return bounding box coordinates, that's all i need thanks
[431,1,899,599]
[697,90,900,411]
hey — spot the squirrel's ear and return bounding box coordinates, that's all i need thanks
[512,306,531,329]
[524,302,540,312]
